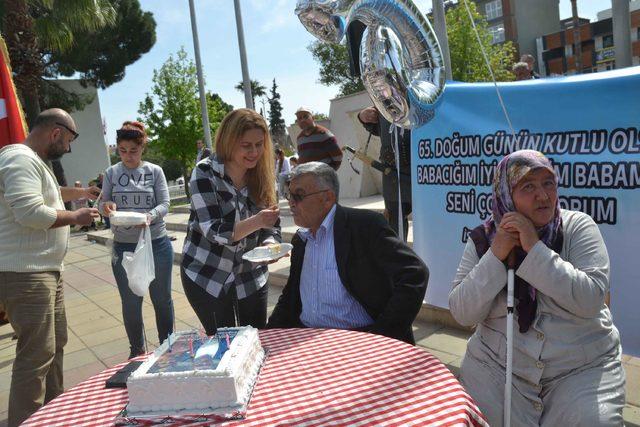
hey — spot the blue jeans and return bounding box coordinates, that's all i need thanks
[112,235,174,355]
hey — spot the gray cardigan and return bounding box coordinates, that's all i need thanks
[449,209,621,385]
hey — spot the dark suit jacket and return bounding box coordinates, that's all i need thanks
[267,205,428,344]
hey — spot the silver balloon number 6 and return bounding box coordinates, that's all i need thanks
[295,0,446,129]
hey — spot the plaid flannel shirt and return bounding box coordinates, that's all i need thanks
[181,156,281,299]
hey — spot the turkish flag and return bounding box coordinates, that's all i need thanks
[0,36,28,147]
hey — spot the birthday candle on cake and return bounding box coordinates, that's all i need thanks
[189,337,194,358]
[225,333,231,348]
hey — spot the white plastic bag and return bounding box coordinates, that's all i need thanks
[121,225,155,297]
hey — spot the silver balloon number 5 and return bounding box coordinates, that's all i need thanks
[295,0,445,129]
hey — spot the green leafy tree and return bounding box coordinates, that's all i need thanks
[446,2,515,82]
[138,48,232,196]
[267,79,285,144]
[313,113,329,121]
[2,0,155,123]
[206,92,234,132]
[49,0,156,90]
[309,40,364,96]
[234,79,266,110]
[2,0,117,123]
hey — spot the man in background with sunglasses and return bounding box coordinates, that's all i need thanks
[267,162,428,344]
[0,108,100,426]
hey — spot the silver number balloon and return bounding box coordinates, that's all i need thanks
[295,0,445,128]
[359,25,411,126]
[349,0,445,128]
[295,0,354,43]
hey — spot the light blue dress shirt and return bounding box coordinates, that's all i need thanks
[298,205,374,329]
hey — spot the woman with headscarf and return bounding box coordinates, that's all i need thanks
[449,150,625,426]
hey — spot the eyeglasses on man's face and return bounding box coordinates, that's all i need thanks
[285,189,329,203]
[55,122,79,141]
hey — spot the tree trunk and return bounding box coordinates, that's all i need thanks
[4,2,71,199]
[3,0,42,125]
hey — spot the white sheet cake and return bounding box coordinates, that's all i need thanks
[126,326,265,414]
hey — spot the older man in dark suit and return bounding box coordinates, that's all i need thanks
[267,162,428,344]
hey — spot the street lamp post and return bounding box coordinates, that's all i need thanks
[612,0,632,69]
[432,0,452,80]
[234,0,254,110]
[188,0,213,149]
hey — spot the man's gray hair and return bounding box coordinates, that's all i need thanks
[289,162,340,201]
[513,62,529,72]
[520,53,535,62]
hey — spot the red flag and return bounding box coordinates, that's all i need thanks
[0,36,28,147]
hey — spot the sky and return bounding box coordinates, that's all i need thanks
[99,0,613,145]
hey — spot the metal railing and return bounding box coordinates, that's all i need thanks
[167,184,187,200]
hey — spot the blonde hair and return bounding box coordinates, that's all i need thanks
[215,109,276,207]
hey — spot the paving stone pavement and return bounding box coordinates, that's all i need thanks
[0,233,638,426]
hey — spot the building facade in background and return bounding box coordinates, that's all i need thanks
[537,2,640,76]
[55,79,111,187]
[473,0,561,72]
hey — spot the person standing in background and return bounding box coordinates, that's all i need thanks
[196,139,211,163]
[295,106,342,170]
[274,147,291,198]
[357,106,412,241]
[513,62,532,81]
[520,54,540,79]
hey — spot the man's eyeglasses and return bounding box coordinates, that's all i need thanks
[55,122,79,141]
[285,189,329,203]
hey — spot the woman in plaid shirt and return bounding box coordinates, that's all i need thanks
[181,109,281,333]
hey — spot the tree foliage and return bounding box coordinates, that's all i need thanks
[309,40,364,97]
[268,79,285,141]
[206,92,234,132]
[48,0,156,90]
[234,79,266,109]
[138,48,233,195]
[446,2,515,82]
[142,144,183,182]
[2,0,116,122]
[1,0,154,123]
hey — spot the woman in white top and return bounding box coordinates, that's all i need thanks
[449,150,625,426]
[274,147,291,198]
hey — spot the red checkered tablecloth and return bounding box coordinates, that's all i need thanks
[23,328,488,426]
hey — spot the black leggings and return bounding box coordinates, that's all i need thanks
[181,267,268,335]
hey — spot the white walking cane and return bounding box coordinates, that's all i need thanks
[390,124,405,242]
[504,251,516,427]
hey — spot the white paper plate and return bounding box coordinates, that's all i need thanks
[110,211,148,226]
[242,243,293,263]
